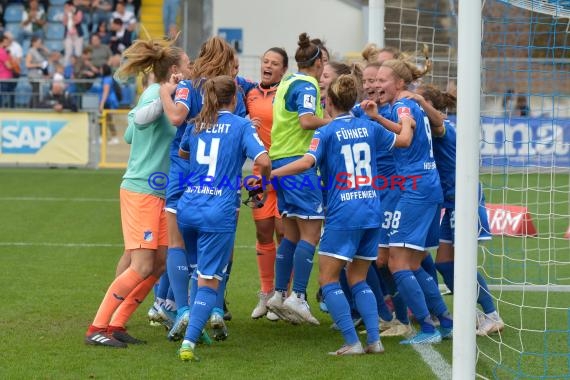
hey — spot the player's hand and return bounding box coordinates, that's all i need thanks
[361,99,379,118]
[250,117,262,129]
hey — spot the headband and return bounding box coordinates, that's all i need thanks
[297,46,321,66]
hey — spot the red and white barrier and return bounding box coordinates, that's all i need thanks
[486,204,538,236]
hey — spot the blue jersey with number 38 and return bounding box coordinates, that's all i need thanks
[177,111,266,232]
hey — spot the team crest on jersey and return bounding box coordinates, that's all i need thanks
[143,230,153,242]
[303,94,316,111]
[309,138,320,151]
[397,107,412,120]
[175,88,189,100]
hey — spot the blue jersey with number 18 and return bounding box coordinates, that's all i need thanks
[390,98,443,203]
[307,114,396,230]
[177,111,266,232]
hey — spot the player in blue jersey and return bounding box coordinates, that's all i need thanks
[362,56,453,344]
[269,74,413,355]
[176,75,270,361]
[265,33,329,325]
[406,84,504,336]
[160,36,236,341]
[353,60,414,338]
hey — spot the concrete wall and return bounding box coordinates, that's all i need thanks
[212,0,365,59]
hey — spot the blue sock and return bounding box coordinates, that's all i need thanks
[166,247,189,310]
[413,268,448,317]
[188,268,198,308]
[215,273,227,310]
[292,240,316,294]
[156,272,170,300]
[377,266,409,324]
[339,268,356,314]
[366,266,392,321]
[275,238,296,292]
[322,283,359,345]
[351,281,380,345]
[435,261,454,293]
[477,272,496,314]
[184,286,217,344]
[393,270,433,333]
[421,253,439,286]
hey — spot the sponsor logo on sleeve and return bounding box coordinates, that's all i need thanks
[397,107,412,120]
[175,88,189,101]
[309,137,320,151]
[303,94,316,111]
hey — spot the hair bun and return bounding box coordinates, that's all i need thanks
[297,33,311,49]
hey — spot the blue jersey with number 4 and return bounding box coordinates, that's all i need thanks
[177,111,266,232]
[390,98,442,203]
[308,114,396,230]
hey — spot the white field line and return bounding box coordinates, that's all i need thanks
[412,344,453,380]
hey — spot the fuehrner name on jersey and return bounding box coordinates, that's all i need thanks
[335,127,369,141]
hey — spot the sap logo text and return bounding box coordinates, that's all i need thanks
[1,120,66,154]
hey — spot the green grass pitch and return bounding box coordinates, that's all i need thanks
[0,168,567,379]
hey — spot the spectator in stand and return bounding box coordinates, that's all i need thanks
[4,32,23,62]
[0,34,16,108]
[94,20,112,44]
[73,46,98,93]
[162,0,180,37]
[112,1,137,32]
[62,0,84,66]
[39,80,77,112]
[89,34,112,69]
[21,0,46,42]
[91,0,113,33]
[109,18,132,55]
[123,0,140,16]
[98,63,120,144]
[25,36,50,108]
[514,94,530,117]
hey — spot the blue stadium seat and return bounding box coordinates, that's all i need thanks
[14,78,32,108]
[47,6,64,22]
[49,0,68,5]
[4,4,24,23]
[44,39,64,53]
[4,22,21,38]
[45,22,65,40]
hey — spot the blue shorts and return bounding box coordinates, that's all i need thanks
[439,204,493,244]
[178,226,234,281]
[319,227,379,262]
[389,200,440,251]
[378,187,401,247]
[166,155,190,213]
[272,157,324,219]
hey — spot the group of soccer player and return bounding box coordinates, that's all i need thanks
[83,31,504,360]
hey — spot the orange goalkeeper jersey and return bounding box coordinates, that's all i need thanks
[246,84,279,151]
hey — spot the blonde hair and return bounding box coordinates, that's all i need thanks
[191,76,236,134]
[381,45,431,85]
[327,74,358,112]
[417,84,457,113]
[191,37,235,86]
[114,38,184,83]
[361,43,401,64]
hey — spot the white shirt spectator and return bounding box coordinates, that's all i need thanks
[4,33,23,60]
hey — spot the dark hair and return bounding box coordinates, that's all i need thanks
[311,38,329,60]
[327,74,358,112]
[417,84,456,113]
[112,18,123,26]
[265,47,288,69]
[192,75,237,133]
[295,33,322,69]
[101,63,112,77]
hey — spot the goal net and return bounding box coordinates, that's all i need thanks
[384,0,570,378]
